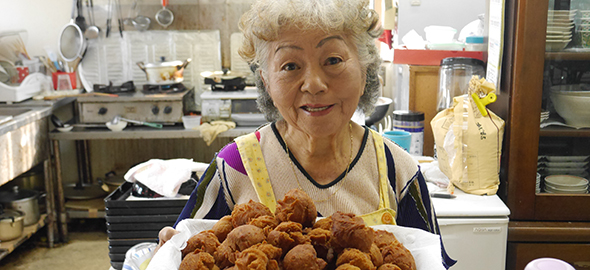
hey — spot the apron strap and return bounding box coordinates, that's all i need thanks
[369,129,391,210]
[235,133,277,212]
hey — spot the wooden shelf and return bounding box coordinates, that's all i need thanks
[545,51,590,61]
[0,214,48,261]
[539,126,590,137]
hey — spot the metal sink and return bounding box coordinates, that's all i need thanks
[0,107,32,118]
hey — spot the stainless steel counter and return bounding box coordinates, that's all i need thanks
[0,97,76,136]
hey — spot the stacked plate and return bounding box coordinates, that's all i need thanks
[546,10,576,51]
[536,173,542,193]
[544,175,589,194]
[540,110,550,123]
[538,155,590,178]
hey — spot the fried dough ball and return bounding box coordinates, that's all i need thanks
[213,242,238,269]
[225,224,266,251]
[373,230,415,270]
[248,215,279,236]
[211,215,233,242]
[235,243,282,270]
[377,264,402,270]
[267,221,310,256]
[313,217,333,231]
[336,248,376,270]
[275,189,317,228]
[380,243,416,270]
[283,244,328,270]
[373,230,398,248]
[231,200,273,228]
[235,247,268,270]
[330,212,375,253]
[336,264,362,270]
[179,250,220,270]
[308,228,334,262]
[214,225,266,269]
[369,243,384,268]
[182,230,221,258]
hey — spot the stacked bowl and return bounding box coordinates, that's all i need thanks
[578,10,590,48]
[546,9,576,51]
[544,175,589,194]
[549,84,590,127]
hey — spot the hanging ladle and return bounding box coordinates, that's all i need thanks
[84,0,100,39]
[155,0,173,28]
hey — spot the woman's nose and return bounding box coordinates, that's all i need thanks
[300,65,328,94]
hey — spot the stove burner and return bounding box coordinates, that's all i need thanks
[94,81,136,94]
[142,83,187,94]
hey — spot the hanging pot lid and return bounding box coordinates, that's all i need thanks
[0,186,39,203]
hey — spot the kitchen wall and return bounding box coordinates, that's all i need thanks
[0,0,255,68]
[397,0,487,40]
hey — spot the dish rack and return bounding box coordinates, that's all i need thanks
[0,73,46,103]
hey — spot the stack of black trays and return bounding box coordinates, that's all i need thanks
[105,182,188,270]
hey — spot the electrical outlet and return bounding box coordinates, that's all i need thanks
[411,0,421,6]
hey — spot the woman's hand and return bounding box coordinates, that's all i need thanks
[153,226,180,254]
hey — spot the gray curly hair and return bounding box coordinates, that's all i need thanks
[238,0,383,121]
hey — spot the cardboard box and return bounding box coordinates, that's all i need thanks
[394,49,486,66]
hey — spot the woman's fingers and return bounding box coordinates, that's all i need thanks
[153,226,180,254]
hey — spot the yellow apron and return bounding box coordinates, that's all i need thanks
[235,129,396,226]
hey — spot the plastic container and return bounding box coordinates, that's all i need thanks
[383,130,412,152]
[524,258,575,270]
[392,110,425,156]
[437,57,486,111]
[424,26,457,44]
[182,115,202,130]
[465,36,486,51]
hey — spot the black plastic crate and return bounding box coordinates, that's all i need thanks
[108,230,160,239]
[107,222,172,231]
[106,214,179,223]
[105,182,189,209]
[108,238,158,246]
[106,206,184,216]
[109,253,126,262]
[110,261,123,270]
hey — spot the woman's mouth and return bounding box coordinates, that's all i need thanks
[302,105,332,112]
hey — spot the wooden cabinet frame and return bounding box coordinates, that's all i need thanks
[503,0,590,221]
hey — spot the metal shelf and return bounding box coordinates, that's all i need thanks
[49,125,257,140]
[0,214,48,261]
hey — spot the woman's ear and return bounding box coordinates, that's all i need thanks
[260,69,268,89]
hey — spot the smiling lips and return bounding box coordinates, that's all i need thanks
[302,104,333,112]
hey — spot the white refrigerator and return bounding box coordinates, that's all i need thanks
[430,187,510,270]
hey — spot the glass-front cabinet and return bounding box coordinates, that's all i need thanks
[500,0,590,268]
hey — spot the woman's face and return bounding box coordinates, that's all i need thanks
[263,28,366,137]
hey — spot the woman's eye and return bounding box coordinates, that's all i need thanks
[325,57,343,66]
[281,63,298,71]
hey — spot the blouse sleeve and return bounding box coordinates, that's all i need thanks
[173,157,232,227]
[384,144,457,269]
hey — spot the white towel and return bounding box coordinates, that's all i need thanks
[124,159,207,197]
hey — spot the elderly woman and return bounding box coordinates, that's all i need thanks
[159,0,454,268]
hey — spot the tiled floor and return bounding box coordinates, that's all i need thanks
[0,219,111,270]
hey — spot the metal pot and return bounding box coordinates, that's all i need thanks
[0,206,24,241]
[137,57,191,85]
[0,186,41,226]
[201,70,249,91]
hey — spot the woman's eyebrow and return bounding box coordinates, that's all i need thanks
[275,44,303,53]
[316,35,344,48]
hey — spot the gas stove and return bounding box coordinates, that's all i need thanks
[77,83,196,124]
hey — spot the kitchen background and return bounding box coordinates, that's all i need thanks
[0,0,487,184]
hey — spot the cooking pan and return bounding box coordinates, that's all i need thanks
[137,57,191,85]
[59,0,86,63]
[0,205,24,241]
